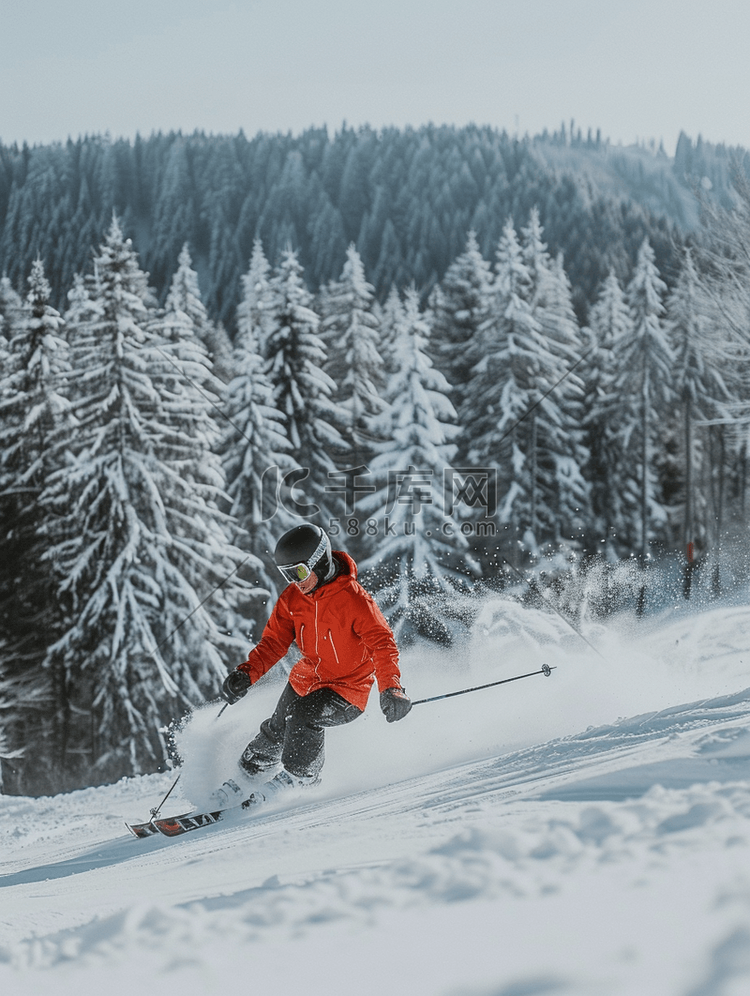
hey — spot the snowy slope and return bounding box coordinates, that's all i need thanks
[2,598,750,996]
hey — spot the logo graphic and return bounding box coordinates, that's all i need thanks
[259,463,498,540]
[444,468,497,517]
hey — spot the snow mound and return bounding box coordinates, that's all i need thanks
[2,599,750,995]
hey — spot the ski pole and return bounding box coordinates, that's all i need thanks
[150,772,181,819]
[412,663,554,706]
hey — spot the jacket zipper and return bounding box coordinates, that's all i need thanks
[314,601,321,683]
[328,629,340,665]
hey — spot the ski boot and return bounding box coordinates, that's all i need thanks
[210,778,245,808]
[242,769,319,809]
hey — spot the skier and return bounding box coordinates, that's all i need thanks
[216,523,411,806]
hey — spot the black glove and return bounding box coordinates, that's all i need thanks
[380,686,412,723]
[221,669,252,705]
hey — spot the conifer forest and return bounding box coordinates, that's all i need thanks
[1,124,749,794]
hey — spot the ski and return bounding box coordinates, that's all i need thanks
[126,808,199,839]
[125,819,160,839]
[152,807,226,836]
[126,797,262,839]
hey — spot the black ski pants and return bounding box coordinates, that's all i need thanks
[240,682,362,781]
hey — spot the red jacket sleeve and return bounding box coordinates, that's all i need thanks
[237,592,296,684]
[352,589,402,692]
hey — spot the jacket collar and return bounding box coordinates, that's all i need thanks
[332,550,357,580]
[311,550,357,598]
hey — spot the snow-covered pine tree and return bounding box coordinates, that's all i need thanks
[265,248,348,526]
[520,207,552,310]
[468,219,534,466]
[665,248,728,561]
[428,230,492,451]
[692,170,750,546]
[64,272,95,330]
[377,284,405,378]
[237,239,272,359]
[222,244,298,626]
[165,244,233,380]
[467,217,569,562]
[468,219,533,559]
[159,247,227,451]
[155,247,266,642]
[0,308,8,404]
[0,276,23,351]
[319,244,384,469]
[521,210,589,546]
[546,255,590,535]
[610,238,674,560]
[360,287,473,643]
[41,218,250,790]
[0,259,70,794]
[583,269,633,549]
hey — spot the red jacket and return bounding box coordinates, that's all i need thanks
[238,551,401,711]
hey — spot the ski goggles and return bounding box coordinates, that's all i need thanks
[276,533,328,585]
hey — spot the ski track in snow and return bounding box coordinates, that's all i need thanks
[2,599,750,995]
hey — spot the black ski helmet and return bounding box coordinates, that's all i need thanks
[274,524,333,585]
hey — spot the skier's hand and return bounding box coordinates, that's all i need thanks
[221,669,252,705]
[380,686,412,723]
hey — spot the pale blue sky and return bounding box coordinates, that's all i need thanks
[2,0,749,153]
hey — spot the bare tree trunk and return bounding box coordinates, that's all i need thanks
[640,382,649,563]
[740,441,748,522]
[708,424,726,597]
[530,413,537,546]
[684,401,693,547]
[683,400,694,599]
